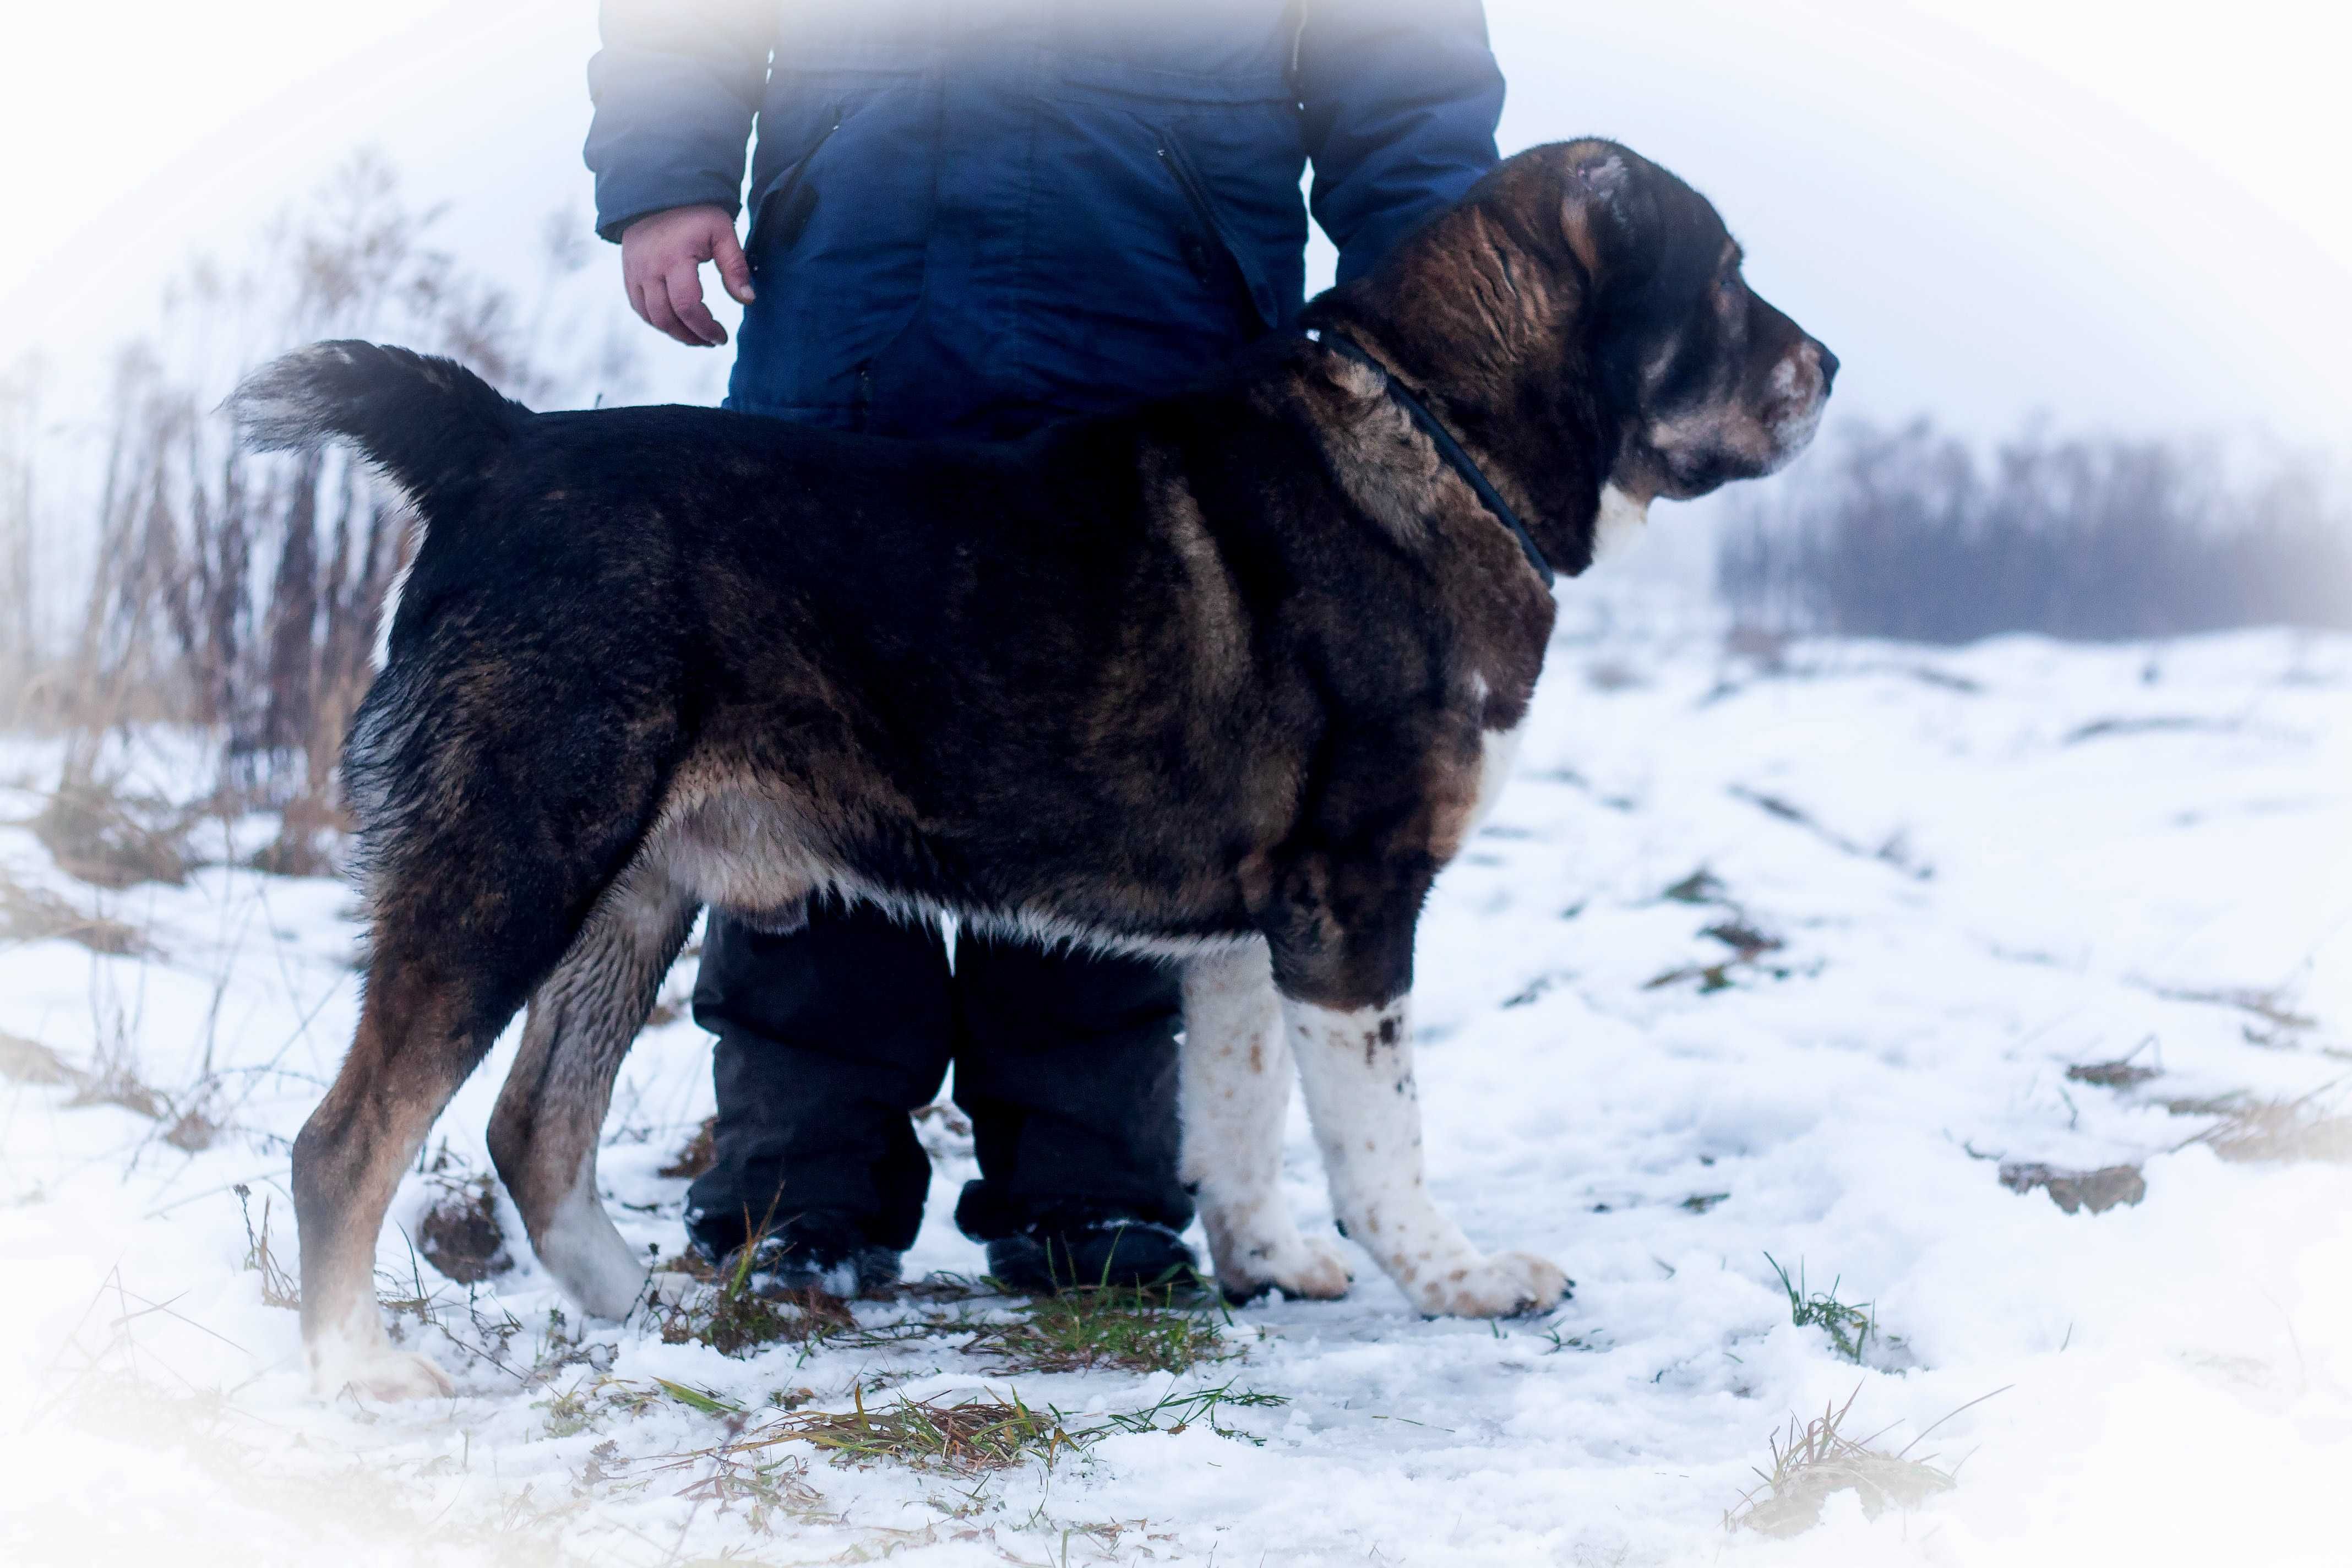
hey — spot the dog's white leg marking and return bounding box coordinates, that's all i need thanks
[537,1152,649,1321]
[308,1250,455,1402]
[1179,945,1352,1301]
[1284,993,1567,1317]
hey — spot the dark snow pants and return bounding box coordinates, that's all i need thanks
[683,900,1192,1258]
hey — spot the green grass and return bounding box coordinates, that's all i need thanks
[654,1249,1239,1375]
[962,1282,1233,1375]
[1766,1254,1875,1363]
[658,1378,1289,1478]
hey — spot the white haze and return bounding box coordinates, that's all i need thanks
[0,0,2347,447]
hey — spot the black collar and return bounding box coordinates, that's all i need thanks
[1311,330,1555,590]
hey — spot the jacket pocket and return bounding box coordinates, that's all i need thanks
[1153,124,1280,336]
[747,106,843,266]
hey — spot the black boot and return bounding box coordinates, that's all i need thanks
[702,1210,902,1300]
[982,1208,1200,1294]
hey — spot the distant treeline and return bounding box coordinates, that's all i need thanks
[1717,418,2352,643]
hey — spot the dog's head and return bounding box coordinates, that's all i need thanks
[1550,139,1836,501]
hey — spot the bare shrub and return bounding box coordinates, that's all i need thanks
[1721,418,2352,642]
[13,148,639,847]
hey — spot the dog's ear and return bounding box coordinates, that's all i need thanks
[1560,148,1631,277]
[1569,150,1629,205]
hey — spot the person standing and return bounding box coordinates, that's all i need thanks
[585,0,1504,1296]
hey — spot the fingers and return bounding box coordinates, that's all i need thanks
[664,264,727,347]
[633,278,692,346]
[713,226,755,306]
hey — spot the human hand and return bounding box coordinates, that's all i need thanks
[619,204,756,347]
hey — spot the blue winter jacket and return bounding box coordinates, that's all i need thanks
[586,1,1503,438]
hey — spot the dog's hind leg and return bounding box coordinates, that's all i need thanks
[292,945,527,1402]
[487,865,697,1320]
[1179,944,1352,1302]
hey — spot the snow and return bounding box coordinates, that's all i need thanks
[4,610,2350,1566]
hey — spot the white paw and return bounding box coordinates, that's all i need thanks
[1406,1250,1570,1319]
[317,1347,455,1402]
[1218,1232,1354,1302]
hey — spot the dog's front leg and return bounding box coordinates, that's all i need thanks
[1179,944,1352,1302]
[1271,905,1567,1317]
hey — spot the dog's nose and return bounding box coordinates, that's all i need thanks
[1815,342,1840,392]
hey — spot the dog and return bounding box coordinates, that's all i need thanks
[230,139,1833,1400]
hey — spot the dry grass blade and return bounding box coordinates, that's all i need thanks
[1725,1383,1970,1537]
[233,1184,301,1309]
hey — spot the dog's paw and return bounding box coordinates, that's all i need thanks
[1408,1250,1570,1319]
[317,1348,455,1402]
[1218,1233,1354,1304]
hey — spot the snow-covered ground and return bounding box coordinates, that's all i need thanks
[4,612,2350,1567]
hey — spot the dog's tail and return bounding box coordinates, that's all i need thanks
[226,341,527,519]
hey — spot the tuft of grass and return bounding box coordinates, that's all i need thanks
[772,1386,1077,1474]
[652,1224,941,1361]
[0,868,148,955]
[2176,1085,2352,1164]
[1725,1384,1986,1537]
[1767,1254,1875,1364]
[661,1272,859,1360]
[962,1283,1233,1376]
[31,777,197,889]
[675,1378,1289,1479]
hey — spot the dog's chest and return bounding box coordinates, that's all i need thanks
[1471,715,1526,834]
[1461,670,1529,841]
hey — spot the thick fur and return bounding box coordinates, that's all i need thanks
[239,141,1832,1397]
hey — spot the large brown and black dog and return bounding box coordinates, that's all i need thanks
[232,139,1833,1400]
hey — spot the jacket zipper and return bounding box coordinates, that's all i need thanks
[1156,132,1272,335]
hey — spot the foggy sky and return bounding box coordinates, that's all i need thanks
[4,0,2347,451]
